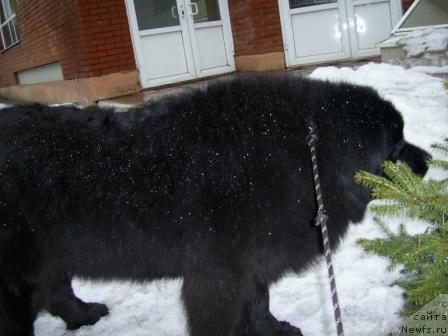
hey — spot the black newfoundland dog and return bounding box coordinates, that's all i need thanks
[0,74,429,336]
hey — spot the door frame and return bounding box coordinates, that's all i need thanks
[124,0,235,89]
[346,0,402,58]
[186,0,236,79]
[278,0,352,67]
[278,0,403,67]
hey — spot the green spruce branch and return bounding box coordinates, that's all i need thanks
[355,140,448,316]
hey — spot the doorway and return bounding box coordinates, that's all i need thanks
[278,0,403,67]
[125,0,235,88]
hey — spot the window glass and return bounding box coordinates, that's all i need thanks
[0,4,5,23]
[1,0,20,49]
[289,0,337,9]
[400,0,448,29]
[191,0,221,23]
[2,23,11,47]
[3,0,12,17]
[12,16,18,40]
[133,0,180,31]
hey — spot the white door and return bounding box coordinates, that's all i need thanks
[346,0,402,58]
[279,0,352,66]
[279,0,402,67]
[125,0,235,88]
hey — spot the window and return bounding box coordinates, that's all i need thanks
[393,0,448,33]
[0,0,20,50]
[289,0,337,9]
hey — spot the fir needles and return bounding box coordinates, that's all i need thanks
[355,141,448,315]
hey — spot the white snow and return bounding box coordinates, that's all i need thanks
[0,102,10,109]
[396,27,448,58]
[380,27,448,68]
[3,63,448,336]
[410,65,448,74]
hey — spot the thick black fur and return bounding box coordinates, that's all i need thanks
[0,74,430,336]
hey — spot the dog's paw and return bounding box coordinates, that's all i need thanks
[66,302,109,330]
[279,321,303,336]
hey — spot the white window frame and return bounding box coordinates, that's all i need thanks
[0,0,20,51]
[391,0,448,35]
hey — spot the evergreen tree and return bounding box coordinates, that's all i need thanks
[354,140,448,315]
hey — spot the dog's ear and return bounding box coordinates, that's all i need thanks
[387,141,431,177]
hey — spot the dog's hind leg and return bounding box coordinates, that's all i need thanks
[37,271,109,330]
[244,282,303,336]
[182,271,302,336]
[182,271,251,336]
[182,270,302,336]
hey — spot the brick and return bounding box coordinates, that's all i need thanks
[94,31,114,39]
[88,7,109,15]
[106,47,127,56]
[79,2,98,11]
[97,43,116,51]
[101,23,122,32]
[86,50,108,59]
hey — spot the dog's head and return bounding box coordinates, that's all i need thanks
[385,139,431,177]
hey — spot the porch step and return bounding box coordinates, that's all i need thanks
[97,74,234,112]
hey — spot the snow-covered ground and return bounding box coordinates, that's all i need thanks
[397,27,448,58]
[381,27,448,68]
[2,63,446,336]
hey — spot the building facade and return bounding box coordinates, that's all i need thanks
[0,0,411,104]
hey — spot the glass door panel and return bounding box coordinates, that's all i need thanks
[191,0,221,23]
[133,0,180,30]
[401,0,448,29]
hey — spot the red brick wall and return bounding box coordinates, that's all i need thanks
[0,0,136,88]
[76,0,136,78]
[0,0,83,87]
[228,0,284,57]
[1,0,284,88]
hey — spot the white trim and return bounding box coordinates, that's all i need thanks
[277,0,292,66]
[124,0,145,82]
[394,23,448,34]
[391,0,403,26]
[194,20,223,29]
[218,0,236,58]
[138,25,183,37]
[391,0,420,34]
[289,2,340,14]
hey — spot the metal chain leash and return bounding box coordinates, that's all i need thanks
[306,119,345,336]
